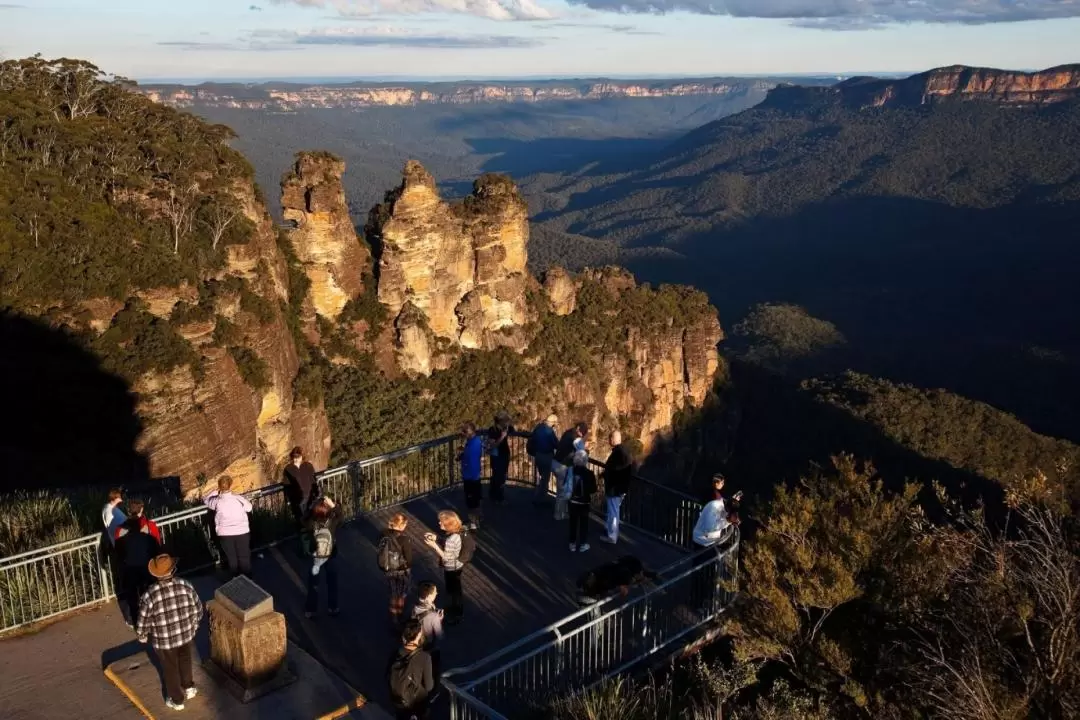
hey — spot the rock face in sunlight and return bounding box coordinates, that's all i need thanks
[366,161,530,374]
[281,153,372,322]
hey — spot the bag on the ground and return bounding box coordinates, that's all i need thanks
[457,529,476,564]
[312,523,334,559]
[388,652,423,709]
[377,534,406,573]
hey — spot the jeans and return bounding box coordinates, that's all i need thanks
[306,553,339,613]
[533,453,553,500]
[569,502,590,548]
[156,641,194,705]
[605,495,624,542]
[444,568,464,621]
[553,463,569,519]
[490,453,509,503]
[219,533,251,577]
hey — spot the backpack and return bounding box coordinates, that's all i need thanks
[388,651,424,709]
[378,534,407,573]
[456,530,476,564]
[312,523,334,559]
[525,432,537,456]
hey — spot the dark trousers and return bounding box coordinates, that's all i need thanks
[691,543,718,612]
[490,454,510,502]
[156,641,194,704]
[569,502,590,547]
[121,566,152,625]
[306,554,339,613]
[219,534,251,577]
[444,568,464,621]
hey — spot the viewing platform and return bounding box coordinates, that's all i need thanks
[0,435,739,719]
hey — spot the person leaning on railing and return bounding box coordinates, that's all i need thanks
[204,475,253,579]
[527,413,559,505]
[690,474,741,611]
[283,446,317,524]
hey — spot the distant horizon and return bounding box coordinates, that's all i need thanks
[135,70,926,86]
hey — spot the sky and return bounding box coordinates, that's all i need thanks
[1,1,1079,81]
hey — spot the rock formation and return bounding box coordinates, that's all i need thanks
[366,162,531,374]
[767,64,1080,111]
[281,154,372,322]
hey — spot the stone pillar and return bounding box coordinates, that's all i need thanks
[206,576,296,702]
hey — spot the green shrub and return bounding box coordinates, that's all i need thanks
[228,346,270,391]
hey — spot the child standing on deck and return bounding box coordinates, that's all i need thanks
[411,581,444,680]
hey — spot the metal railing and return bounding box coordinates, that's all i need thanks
[443,527,740,720]
[0,435,464,634]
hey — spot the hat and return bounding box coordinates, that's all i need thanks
[148,553,177,579]
[546,413,558,425]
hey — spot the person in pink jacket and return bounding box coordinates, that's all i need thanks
[204,475,253,577]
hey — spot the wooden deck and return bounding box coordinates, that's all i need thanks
[0,484,682,719]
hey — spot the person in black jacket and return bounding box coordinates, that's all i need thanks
[387,619,435,720]
[283,446,317,524]
[114,515,161,627]
[601,431,633,545]
[303,496,344,618]
[567,449,597,553]
[379,512,414,632]
[552,421,588,521]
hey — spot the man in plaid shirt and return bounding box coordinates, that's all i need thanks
[137,554,204,711]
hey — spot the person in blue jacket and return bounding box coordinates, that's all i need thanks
[458,422,484,530]
[527,413,560,504]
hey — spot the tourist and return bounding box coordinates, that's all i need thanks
[378,512,414,631]
[115,514,160,628]
[690,483,740,611]
[552,422,588,520]
[567,449,597,553]
[458,422,484,530]
[423,510,474,625]
[136,553,204,711]
[116,498,162,545]
[486,411,514,505]
[601,431,633,544]
[710,473,743,509]
[303,495,343,618]
[576,555,659,605]
[527,413,559,504]
[411,581,444,680]
[283,446,317,524]
[387,619,436,720]
[102,487,126,546]
[204,475,252,578]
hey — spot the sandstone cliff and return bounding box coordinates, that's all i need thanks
[139,78,774,111]
[365,162,531,374]
[766,64,1080,111]
[281,153,372,323]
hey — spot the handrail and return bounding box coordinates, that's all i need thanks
[442,527,736,682]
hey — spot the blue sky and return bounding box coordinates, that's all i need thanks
[2,1,1079,81]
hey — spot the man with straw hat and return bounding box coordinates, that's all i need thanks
[136,553,204,711]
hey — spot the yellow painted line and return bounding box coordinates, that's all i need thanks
[314,695,366,719]
[104,666,155,720]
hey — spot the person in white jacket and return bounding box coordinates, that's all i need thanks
[690,486,740,611]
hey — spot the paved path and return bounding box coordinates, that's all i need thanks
[0,485,681,719]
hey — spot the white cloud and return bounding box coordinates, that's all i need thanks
[270,0,554,21]
[554,0,1080,27]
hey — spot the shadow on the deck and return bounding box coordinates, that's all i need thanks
[255,484,682,712]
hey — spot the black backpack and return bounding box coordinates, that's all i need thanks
[457,530,476,564]
[378,533,407,573]
[388,651,425,709]
[525,432,537,456]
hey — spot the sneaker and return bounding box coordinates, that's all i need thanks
[600,536,617,544]
[184,687,198,700]
[569,543,578,552]
[578,543,591,553]
[468,522,479,531]
[328,608,340,617]
[304,611,316,619]
[165,699,185,711]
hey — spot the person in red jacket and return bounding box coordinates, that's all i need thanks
[114,499,162,545]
